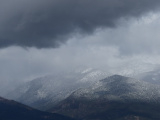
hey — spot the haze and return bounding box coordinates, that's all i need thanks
[0,0,160,95]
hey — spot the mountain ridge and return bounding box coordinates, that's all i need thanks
[49,75,160,120]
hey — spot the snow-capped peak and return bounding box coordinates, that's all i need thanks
[81,68,93,74]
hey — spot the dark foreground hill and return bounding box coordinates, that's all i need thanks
[49,75,160,120]
[0,97,74,120]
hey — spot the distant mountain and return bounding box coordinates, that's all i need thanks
[0,96,74,120]
[49,75,160,120]
[135,68,160,85]
[5,68,108,110]
[67,75,160,102]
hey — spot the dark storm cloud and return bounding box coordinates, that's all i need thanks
[0,0,160,48]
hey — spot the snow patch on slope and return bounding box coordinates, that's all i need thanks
[79,70,108,83]
[81,68,93,74]
[71,75,160,102]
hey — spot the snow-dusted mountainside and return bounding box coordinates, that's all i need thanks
[69,75,160,102]
[50,75,160,120]
[5,68,108,110]
[108,61,158,77]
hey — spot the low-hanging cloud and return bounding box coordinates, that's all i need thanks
[0,0,160,48]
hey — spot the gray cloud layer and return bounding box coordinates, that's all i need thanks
[0,0,160,48]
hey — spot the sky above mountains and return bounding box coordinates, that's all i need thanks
[0,0,160,48]
[0,0,160,93]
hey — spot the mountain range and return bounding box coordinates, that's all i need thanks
[3,68,160,120]
[5,68,108,110]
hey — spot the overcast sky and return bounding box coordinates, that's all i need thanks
[1,0,160,94]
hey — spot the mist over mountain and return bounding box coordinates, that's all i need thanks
[1,1,160,119]
[135,68,160,85]
[2,66,160,120]
[5,68,109,110]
